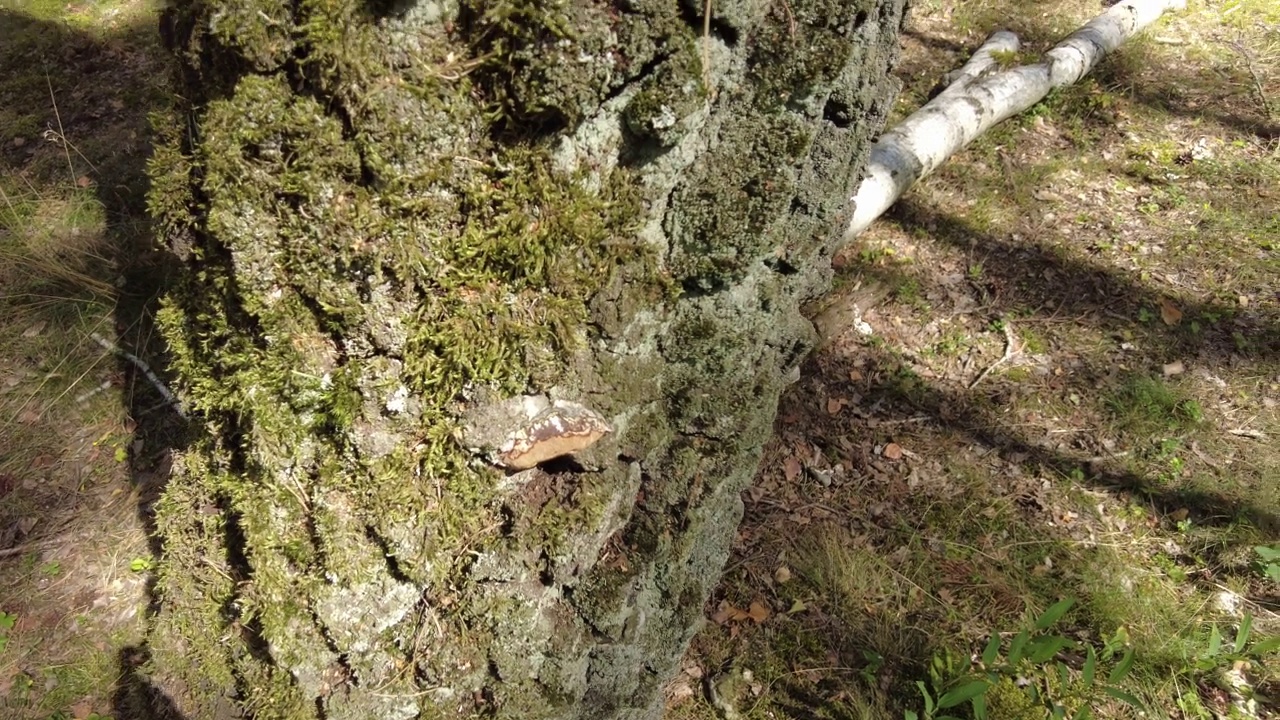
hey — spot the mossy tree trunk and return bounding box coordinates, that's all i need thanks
[144,0,905,717]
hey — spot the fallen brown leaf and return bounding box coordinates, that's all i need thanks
[1160,297,1183,326]
[71,698,95,720]
[76,175,93,188]
[665,680,695,707]
[1163,361,1185,377]
[883,443,903,460]
[826,397,846,415]
[782,455,802,483]
[773,565,792,584]
[747,601,771,624]
[711,601,735,625]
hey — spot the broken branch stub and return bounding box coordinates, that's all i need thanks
[844,0,1187,240]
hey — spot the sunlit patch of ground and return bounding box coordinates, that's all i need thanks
[676,1,1279,718]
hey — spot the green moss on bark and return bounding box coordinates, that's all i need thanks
[145,0,906,715]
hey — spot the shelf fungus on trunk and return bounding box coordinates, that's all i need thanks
[496,402,613,470]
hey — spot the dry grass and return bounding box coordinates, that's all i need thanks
[0,1,173,717]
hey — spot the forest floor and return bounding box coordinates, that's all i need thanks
[0,1,174,718]
[0,0,1276,719]
[676,1,1280,719]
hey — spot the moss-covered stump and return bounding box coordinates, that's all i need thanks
[144,0,906,717]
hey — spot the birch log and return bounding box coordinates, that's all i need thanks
[844,0,1187,239]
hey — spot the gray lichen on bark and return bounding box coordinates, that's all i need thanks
[143,0,906,717]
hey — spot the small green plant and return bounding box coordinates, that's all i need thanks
[129,557,153,572]
[931,329,969,358]
[896,277,924,305]
[1254,545,1280,583]
[1194,613,1280,675]
[1105,375,1203,434]
[0,610,16,652]
[989,49,1021,68]
[40,560,62,577]
[907,600,1145,720]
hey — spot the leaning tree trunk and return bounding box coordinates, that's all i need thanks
[142,0,905,718]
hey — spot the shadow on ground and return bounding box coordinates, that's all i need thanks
[0,7,188,718]
[695,5,1279,717]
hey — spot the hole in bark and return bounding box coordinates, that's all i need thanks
[499,504,517,537]
[221,501,252,583]
[853,9,870,29]
[539,455,588,474]
[365,0,416,17]
[617,135,671,168]
[764,256,799,275]
[679,276,727,298]
[823,97,854,129]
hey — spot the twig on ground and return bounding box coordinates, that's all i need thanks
[1188,441,1220,470]
[843,0,1187,239]
[969,320,1017,389]
[867,415,934,427]
[1227,36,1273,119]
[0,534,65,558]
[1084,450,1131,463]
[75,379,114,405]
[90,333,185,418]
[1228,428,1267,440]
[0,544,36,558]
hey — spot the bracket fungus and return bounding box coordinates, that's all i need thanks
[496,403,613,470]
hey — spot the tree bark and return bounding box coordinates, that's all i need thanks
[142,0,905,718]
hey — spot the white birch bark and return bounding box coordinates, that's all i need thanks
[844,0,1187,239]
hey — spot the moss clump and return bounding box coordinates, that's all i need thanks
[749,0,880,106]
[668,114,813,290]
[205,0,295,71]
[622,36,706,146]
[574,564,639,639]
[460,0,614,128]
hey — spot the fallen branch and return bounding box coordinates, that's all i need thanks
[969,319,1017,389]
[90,333,186,418]
[845,0,1187,239]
